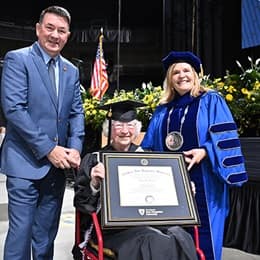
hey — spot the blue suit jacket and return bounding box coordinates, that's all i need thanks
[0,42,85,179]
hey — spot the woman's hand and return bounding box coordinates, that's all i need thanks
[90,162,105,189]
[183,148,207,171]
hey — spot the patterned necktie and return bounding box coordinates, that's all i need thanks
[48,58,57,95]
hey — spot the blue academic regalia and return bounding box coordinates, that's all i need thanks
[141,90,248,260]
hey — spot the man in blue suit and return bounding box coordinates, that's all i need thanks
[0,6,85,260]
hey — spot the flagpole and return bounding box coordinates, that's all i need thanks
[99,27,104,100]
[116,0,121,92]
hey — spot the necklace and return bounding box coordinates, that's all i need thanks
[165,105,189,151]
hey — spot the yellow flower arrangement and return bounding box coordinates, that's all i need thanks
[81,82,163,130]
[134,82,163,130]
[82,57,259,136]
[204,57,260,136]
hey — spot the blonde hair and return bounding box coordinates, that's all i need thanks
[160,63,210,104]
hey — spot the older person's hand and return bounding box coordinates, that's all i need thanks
[183,148,207,171]
[90,162,105,189]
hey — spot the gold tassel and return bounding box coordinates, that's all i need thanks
[89,239,116,258]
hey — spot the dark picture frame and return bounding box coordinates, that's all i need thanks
[99,151,200,229]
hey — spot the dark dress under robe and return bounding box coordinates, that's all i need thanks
[72,143,198,260]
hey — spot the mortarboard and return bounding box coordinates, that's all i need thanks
[162,51,202,74]
[99,100,146,122]
[99,100,146,145]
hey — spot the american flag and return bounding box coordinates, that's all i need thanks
[89,35,109,100]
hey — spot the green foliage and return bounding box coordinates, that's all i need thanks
[82,57,260,136]
[81,82,163,130]
[203,57,260,136]
[81,90,107,130]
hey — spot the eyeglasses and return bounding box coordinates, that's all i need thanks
[112,122,136,130]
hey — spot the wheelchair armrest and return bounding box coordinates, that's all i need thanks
[194,226,206,260]
[92,212,104,260]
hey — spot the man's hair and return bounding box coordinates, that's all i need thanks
[39,6,71,25]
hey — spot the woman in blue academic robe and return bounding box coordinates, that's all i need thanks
[141,51,248,260]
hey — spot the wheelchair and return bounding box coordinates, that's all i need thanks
[74,210,205,260]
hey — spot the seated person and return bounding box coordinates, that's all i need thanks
[72,100,198,260]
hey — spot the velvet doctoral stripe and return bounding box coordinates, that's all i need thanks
[217,138,241,149]
[209,122,237,133]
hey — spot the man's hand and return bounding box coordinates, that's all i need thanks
[65,148,81,169]
[47,145,71,169]
[47,146,80,169]
[183,148,207,171]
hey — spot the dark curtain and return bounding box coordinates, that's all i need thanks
[164,0,260,78]
[164,0,224,77]
[224,138,260,254]
[224,182,260,254]
[199,0,224,76]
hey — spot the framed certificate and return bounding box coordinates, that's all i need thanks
[99,151,200,229]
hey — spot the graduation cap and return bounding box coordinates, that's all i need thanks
[162,51,202,74]
[99,100,146,122]
[99,100,146,145]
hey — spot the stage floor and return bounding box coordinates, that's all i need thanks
[1,174,259,260]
